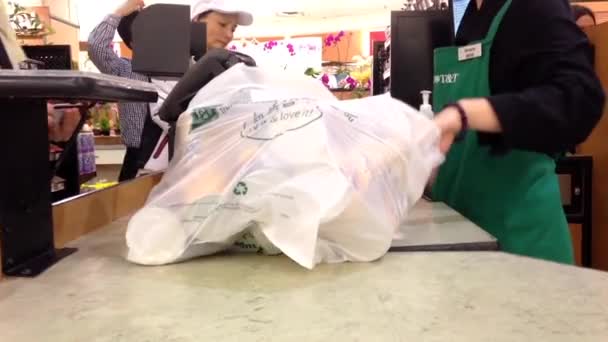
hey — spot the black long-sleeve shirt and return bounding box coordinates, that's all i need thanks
[456,0,605,155]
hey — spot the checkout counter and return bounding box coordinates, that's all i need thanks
[1,189,607,340]
[2,92,607,340]
[1,4,608,341]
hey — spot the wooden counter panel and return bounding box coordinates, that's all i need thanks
[1,173,162,280]
[53,173,162,247]
[570,224,583,267]
[579,23,608,270]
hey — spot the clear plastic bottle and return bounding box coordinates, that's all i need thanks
[419,90,434,120]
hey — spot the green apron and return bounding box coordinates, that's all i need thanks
[431,0,574,264]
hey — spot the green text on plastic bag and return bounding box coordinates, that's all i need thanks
[190,107,220,132]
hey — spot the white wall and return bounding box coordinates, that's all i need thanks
[9,0,395,59]
[77,0,122,41]
[77,0,204,41]
[43,0,79,22]
[233,12,390,39]
[76,0,394,41]
[43,0,80,62]
[4,0,44,5]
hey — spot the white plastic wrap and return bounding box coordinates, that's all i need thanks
[126,64,443,269]
[137,78,177,174]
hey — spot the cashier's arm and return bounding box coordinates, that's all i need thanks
[433,99,501,153]
[433,1,605,156]
[426,99,500,188]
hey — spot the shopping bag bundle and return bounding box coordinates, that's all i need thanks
[126,63,443,269]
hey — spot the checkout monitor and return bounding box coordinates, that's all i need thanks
[388,0,469,108]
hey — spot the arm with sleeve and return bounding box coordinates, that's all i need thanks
[87,15,137,78]
[87,14,149,148]
[486,0,605,154]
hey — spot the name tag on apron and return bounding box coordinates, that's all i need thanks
[458,43,482,61]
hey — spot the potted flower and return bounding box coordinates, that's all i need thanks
[322,31,354,83]
[99,117,111,136]
[7,2,54,38]
[349,55,372,98]
[89,103,117,136]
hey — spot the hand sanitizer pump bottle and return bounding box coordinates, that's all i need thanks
[420,90,434,120]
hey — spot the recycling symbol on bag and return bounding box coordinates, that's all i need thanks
[233,181,248,196]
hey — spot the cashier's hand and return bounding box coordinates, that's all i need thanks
[114,0,145,17]
[47,103,83,142]
[47,102,58,138]
[433,106,462,154]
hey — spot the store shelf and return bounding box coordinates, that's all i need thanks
[383,61,391,74]
[51,176,66,193]
[94,145,126,165]
[94,135,123,146]
[383,69,391,80]
[49,151,60,162]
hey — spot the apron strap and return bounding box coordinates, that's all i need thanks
[485,0,512,42]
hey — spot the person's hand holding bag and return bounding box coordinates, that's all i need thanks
[433,105,462,154]
[433,99,503,154]
[426,105,463,189]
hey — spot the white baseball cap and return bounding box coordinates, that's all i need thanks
[190,0,253,26]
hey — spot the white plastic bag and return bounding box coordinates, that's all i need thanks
[137,130,169,175]
[138,78,177,175]
[126,64,443,269]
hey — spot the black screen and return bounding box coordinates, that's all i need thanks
[390,10,454,108]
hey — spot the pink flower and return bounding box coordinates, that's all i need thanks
[346,76,357,90]
[326,31,346,46]
[321,74,330,85]
[286,43,295,56]
[264,40,279,51]
[334,31,344,43]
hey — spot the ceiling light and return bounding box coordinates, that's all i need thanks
[275,11,304,17]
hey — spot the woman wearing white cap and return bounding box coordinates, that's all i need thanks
[190,0,254,49]
[87,0,253,180]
